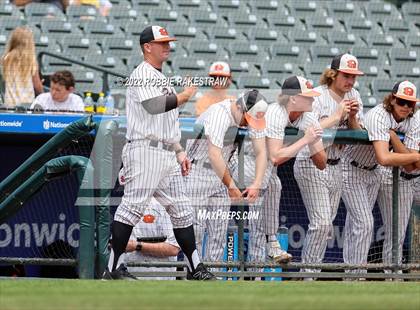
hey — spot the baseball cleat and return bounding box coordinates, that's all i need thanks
[190,263,217,281]
[102,264,138,280]
[266,241,292,264]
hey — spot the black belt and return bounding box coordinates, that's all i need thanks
[191,159,212,169]
[350,160,377,171]
[327,158,340,165]
[400,172,420,180]
[128,139,172,151]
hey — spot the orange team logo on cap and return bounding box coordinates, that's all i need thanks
[214,64,224,71]
[347,60,357,69]
[305,81,313,89]
[403,87,414,96]
[143,214,155,223]
[159,28,168,36]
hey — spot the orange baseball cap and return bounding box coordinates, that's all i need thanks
[331,53,364,75]
[392,80,420,102]
[209,61,231,77]
[281,76,321,97]
[237,90,268,130]
[140,25,176,44]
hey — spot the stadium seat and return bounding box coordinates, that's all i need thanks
[0,16,23,34]
[236,75,274,90]
[148,9,189,26]
[66,5,105,21]
[288,30,327,48]
[389,48,418,66]
[34,33,61,54]
[107,6,138,23]
[310,46,344,63]
[73,70,103,94]
[131,0,170,10]
[286,1,326,20]
[186,9,224,27]
[82,21,124,41]
[247,28,288,51]
[248,0,287,15]
[305,16,344,37]
[389,65,420,80]
[403,35,420,50]
[226,12,265,33]
[172,0,210,12]
[224,59,258,76]
[327,31,365,49]
[364,2,401,23]
[344,17,382,39]
[210,0,249,15]
[84,54,128,74]
[303,63,329,78]
[123,20,151,40]
[371,79,395,98]
[24,2,66,26]
[206,26,248,45]
[381,19,411,40]
[265,12,305,33]
[0,2,23,18]
[101,37,137,62]
[59,35,102,58]
[401,2,420,23]
[185,40,229,59]
[365,33,403,48]
[167,25,207,40]
[126,54,141,71]
[171,57,208,75]
[40,20,83,40]
[270,44,308,65]
[361,96,379,108]
[324,2,364,21]
[261,61,302,84]
[228,42,269,63]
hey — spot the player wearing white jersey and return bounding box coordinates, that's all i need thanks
[265,76,327,266]
[342,81,420,276]
[185,90,268,264]
[377,89,420,272]
[103,26,216,280]
[295,54,364,277]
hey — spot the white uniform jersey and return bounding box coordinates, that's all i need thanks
[380,110,420,181]
[187,99,238,162]
[125,198,180,280]
[125,61,180,144]
[346,104,418,167]
[266,102,321,160]
[312,85,364,159]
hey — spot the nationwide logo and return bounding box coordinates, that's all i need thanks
[43,120,69,130]
[0,120,23,127]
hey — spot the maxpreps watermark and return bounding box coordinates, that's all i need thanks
[197,210,260,221]
[114,76,230,88]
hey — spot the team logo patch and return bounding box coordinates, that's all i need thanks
[403,87,414,96]
[214,64,224,71]
[255,111,265,119]
[159,28,168,36]
[347,60,357,69]
[143,214,155,223]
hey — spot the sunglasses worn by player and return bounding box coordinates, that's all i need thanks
[395,97,416,109]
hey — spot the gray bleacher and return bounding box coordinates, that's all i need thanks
[0,0,419,111]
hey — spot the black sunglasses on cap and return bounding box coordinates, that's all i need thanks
[395,97,416,108]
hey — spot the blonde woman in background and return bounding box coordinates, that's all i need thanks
[1,27,43,107]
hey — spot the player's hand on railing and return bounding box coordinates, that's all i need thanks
[303,126,323,144]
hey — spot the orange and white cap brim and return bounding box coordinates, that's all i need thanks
[244,113,266,130]
[393,80,420,102]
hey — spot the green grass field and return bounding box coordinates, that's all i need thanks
[1,280,419,310]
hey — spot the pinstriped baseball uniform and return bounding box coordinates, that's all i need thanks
[265,102,322,248]
[114,61,193,229]
[342,104,417,271]
[229,129,273,264]
[295,86,363,269]
[378,110,420,266]
[185,99,238,262]
[125,198,180,280]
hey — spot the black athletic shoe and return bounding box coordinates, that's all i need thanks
[190,263,217,281]
[102,264,137,280]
